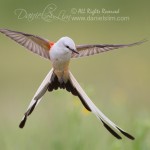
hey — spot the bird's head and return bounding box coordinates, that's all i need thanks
[57,37,79,54]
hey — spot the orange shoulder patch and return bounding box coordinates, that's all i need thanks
[49,42,55,48]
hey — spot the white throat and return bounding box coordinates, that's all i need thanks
[50,43,72,62]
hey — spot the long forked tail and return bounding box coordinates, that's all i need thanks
[19,69,134,140]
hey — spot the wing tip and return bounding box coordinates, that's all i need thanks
[0,28,7,33]
[132,39,148,47]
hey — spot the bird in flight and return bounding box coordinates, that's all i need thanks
[0,29,146,140]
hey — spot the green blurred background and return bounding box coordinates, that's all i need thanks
[0,0,150,149]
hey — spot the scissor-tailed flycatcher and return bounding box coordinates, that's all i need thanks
[0,29,146,140]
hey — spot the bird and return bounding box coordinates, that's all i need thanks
[0,28,146,140]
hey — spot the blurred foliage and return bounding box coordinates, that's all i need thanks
[0,0,150,149]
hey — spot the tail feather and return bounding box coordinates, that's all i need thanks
[19,69,134,140]
[19,69,53,128]
[69,71,134,140]
[100,118,122,139]
[47,73,91,111]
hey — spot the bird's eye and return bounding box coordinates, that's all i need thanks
[66,45,70,49]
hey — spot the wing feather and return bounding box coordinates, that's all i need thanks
[0,29,51,60]
[72,40,147,58]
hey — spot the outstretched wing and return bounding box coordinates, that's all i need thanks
[72,40,146,58]
[0,29,51,60]
[69,71,134,140]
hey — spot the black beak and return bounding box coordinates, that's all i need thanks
[70,48,79,54]
[65,45,79,54]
